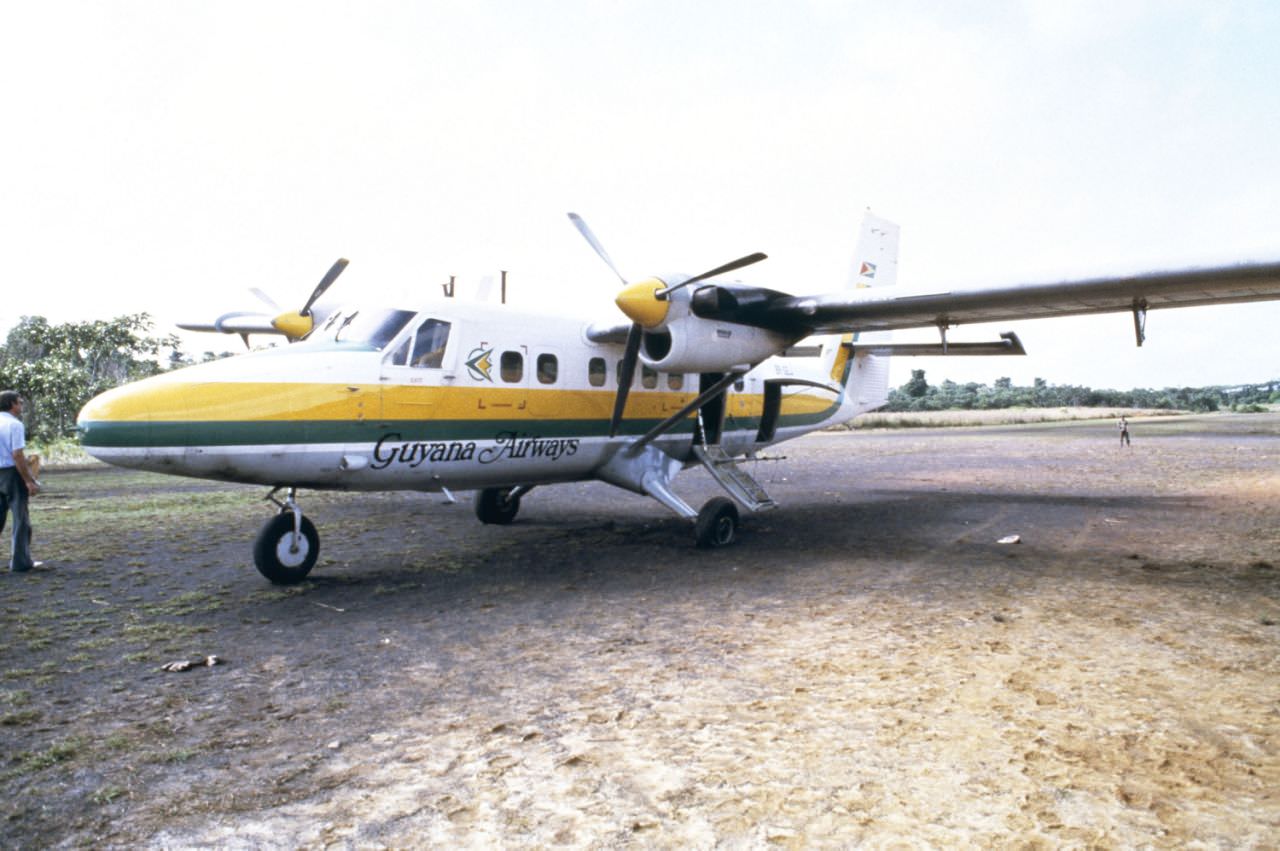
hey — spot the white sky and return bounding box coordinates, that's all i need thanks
[3,0,1278,390]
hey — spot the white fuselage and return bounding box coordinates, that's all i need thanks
[78,300,888,493]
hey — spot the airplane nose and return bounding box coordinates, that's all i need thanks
[78,372,191,459]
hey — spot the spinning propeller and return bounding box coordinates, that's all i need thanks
[567,213,766,437]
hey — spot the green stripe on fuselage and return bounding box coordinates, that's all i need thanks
[79,404,839,449]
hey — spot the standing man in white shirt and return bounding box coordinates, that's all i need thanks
[0,390,41,572]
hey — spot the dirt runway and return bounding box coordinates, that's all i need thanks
[2,414,1278,847]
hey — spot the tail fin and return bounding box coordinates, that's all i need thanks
[848,211,900,292]
[821,211,900,397]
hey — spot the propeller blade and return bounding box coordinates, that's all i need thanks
[568,213,628,286]
[301,258,349,316]
[610,323,643,438]
[249,287,281,311]
[658,252,768,298]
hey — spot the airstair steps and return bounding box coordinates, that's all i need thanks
[692,444,778,512]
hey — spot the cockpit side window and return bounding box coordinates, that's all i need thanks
[388,336,411,366]
[409,319,452,368]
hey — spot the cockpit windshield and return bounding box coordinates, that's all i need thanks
[303,308,416,350]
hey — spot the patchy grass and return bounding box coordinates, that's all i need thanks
[12,737,86,775]
[1,709,42,726]
[102,733,137,752]
[152,747,202,765]
[91,785,128,806]
[1,690,33,707]
[846,406,1181,430]
[121,620,210,644]
[154,590,227,616]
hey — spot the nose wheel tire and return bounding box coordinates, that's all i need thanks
[695,497,740,548]
[475,487,521,525]
[253,512,320,584]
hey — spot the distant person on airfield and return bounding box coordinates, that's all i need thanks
[0,390,42,572]
[1118,415,1131,448]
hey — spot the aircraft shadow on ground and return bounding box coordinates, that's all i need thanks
[278,486,1213,617]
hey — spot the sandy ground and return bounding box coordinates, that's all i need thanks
[2,413,1278,848]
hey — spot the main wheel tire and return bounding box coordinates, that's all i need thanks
[695,497,740,548]
[253,513,320,584]
[475,487,520,525]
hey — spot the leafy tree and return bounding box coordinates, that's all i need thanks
[1186,392,1220,412]
[903,369,929,398]
[0,314,179,443]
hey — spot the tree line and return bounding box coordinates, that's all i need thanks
[2,314,1276,445]
[887,369,1279,414]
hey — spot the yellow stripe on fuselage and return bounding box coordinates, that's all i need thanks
[81,376,839,425]
[81,378,385,423]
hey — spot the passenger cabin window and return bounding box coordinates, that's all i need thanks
[501,351,524,383]
[536,354,558,384]
[667,373,684,390]
[641,366,658,389]
[616,361,630,387]
[588,357,606,387]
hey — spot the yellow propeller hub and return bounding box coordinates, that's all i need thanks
[615,278,670,329]
[271,311,315,340]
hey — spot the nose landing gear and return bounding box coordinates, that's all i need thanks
[254,487,319,584]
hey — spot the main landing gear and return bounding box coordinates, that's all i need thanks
[695,497,740,548]
[475,486,740,549]
[474,485,534,525]
[254,488,319,584]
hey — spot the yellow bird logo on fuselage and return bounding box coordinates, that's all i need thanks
[466,347,494,381]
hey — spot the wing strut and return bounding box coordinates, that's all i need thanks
[627,369,747,455]
[1133,298,1148,347]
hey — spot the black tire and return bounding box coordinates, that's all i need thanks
[475,487,520,525]
[253,512,320,584]
[695,497,739,548]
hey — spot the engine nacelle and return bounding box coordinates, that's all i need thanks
[638,314,793,374]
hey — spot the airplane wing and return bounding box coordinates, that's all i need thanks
[178,304,340,340]
[751,260,1280,335]
[178,259,349,340]
[177,311,282,336]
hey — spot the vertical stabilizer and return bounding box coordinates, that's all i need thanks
[848,211,900,292]
[820,211,899,403]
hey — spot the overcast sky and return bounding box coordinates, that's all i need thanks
[3,1,1278,390]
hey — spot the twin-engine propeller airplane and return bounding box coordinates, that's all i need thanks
[77,212,1280,584]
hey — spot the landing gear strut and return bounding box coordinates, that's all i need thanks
[254,488,319,584]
